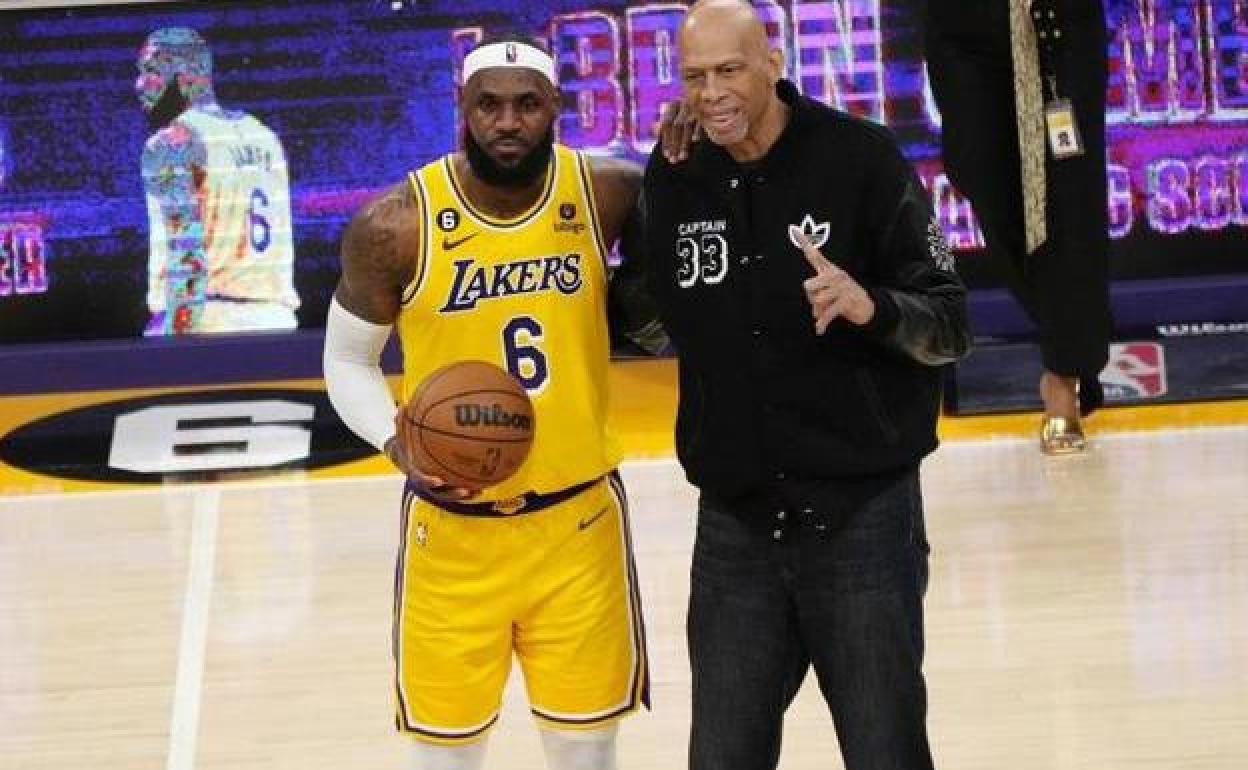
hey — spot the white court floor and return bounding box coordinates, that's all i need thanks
[2,427,1247,769]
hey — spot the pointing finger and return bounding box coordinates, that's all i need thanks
[795,231,834,275]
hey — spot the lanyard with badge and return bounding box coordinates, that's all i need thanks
[1032,0,1084,160]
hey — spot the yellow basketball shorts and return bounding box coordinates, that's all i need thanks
[392,472,649,745]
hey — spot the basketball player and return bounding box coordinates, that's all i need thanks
[136,27,300,336]
[322,36,652,770]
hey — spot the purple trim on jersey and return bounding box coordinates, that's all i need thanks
[392,484,415,734]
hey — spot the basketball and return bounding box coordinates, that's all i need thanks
[399,360,535,490]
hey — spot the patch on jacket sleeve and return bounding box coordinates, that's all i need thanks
[926,217,956,272]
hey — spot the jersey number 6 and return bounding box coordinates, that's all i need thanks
[249,188,271,253]
[502,316,548,392]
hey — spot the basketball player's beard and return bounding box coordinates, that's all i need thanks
[145,83,190,131]
[464,127,555,189]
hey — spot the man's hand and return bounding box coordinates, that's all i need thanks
[658,100,701,164]
[796,233,875,334]
[385,416,479,501]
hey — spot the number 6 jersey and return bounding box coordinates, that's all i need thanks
[397,145,618,500]
[144,107,299,313]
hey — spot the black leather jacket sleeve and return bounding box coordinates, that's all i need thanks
[607,190,671,355]
[860,165,973,367]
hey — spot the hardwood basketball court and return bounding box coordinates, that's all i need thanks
[2,410,1246,769]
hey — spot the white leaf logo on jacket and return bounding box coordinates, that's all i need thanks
[788,215,830,250]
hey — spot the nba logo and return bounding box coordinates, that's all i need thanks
[560,203,576,220]
[505,43,518,63]
[1100,343,1167,400]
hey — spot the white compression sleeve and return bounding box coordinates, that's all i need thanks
[323,297,398,452]
[408,739,488,770]
[539,725,619,770]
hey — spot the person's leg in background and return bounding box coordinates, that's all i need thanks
[1034,0,1112,425]
[926,1,1113,451]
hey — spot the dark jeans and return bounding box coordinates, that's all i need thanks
[687,471,934,770]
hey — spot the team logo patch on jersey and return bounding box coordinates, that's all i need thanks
[554,202,585,234]
[437,208,461,232]
[788,215,830,250]
[1102,343,1167,400]
[439,253,583,312]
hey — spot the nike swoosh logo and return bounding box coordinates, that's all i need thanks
[441,231,480,251]
[578,507,610,531]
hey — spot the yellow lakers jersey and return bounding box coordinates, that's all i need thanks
[397,145,619,500]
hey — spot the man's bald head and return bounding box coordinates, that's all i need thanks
[682,0,769,57]
[677,0,786,160]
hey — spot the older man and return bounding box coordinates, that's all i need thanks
[636,2,970,768]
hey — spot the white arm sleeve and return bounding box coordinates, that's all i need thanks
[323,297,399,452]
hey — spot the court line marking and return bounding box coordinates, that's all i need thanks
[166,488,221,770]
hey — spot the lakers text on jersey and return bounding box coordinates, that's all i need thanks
[397,144,619,502]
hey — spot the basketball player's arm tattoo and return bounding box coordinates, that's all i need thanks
[141,124,207,334]
[333,183,452,488]
[591,157,670,355]
[336,182,421,325]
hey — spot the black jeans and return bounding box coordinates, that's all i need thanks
[687,471,934,770]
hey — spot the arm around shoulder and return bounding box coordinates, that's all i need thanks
[591,158,671,355]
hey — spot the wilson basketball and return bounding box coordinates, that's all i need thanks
[400,360,535,490]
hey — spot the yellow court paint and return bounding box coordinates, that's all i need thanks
[1,359,1245,496]
[938,397,1248,441]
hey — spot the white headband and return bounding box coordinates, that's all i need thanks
[462,41,557,85]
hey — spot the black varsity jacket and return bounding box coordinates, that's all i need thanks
[638,80,972,501]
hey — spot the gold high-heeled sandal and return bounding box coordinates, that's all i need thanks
[1040,416,1087,455]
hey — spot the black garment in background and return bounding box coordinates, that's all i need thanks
[925,0,1113,414]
